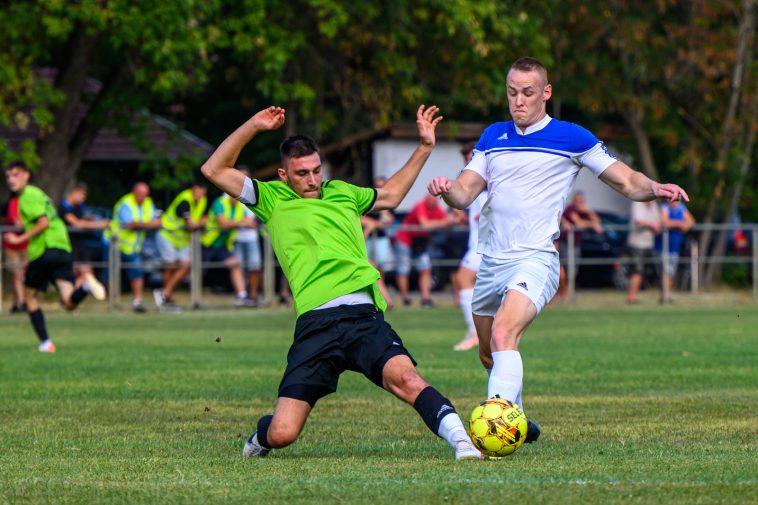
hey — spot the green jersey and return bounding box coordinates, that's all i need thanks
[249,179,385,316]
[18,185,71,261]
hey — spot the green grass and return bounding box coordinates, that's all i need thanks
[1,304,756,504]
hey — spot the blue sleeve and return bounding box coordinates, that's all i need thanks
[117,204,134,223]
[570,124,602,153]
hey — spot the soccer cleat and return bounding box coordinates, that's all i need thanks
[453,332,478,351]
[524,418,541,444]
[83,273,106,301]
[38,340,56,353]
[132,300,147,313]
[420,298,434,309]
[242,432,270,458]
[454,439,484,461]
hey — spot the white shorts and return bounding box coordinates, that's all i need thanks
[156,232,190,264]
[472,251,560,317]
[460,249,482,273]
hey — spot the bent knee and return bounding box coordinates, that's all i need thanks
[384,369,427,399]
[266,423,300,448]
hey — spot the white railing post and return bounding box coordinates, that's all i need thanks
[690,239,699,294]
[190,229,202,309]
[567,230,576,302]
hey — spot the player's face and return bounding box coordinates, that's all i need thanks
[506,69,552,130]
[4,167,30,193]
[279,152,323,199]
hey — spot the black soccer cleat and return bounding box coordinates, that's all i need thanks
[524,418,541,444]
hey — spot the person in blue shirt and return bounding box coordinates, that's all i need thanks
[656,200,695,303]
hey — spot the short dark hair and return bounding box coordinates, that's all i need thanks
[510,57,548,85]
[4,160,29,172]
[280,135,319,167]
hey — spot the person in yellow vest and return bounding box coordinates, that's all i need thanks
[105,182,161,312]
[202,192,251,306]
[154,181,208,308]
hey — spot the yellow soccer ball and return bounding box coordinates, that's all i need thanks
[467,398,528,457]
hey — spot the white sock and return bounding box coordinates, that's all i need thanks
[459,288,476,334]
[437,413,470,448]
[487,350,523,407]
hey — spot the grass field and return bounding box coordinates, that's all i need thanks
[1,303,756,504]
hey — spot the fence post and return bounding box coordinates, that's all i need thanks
[262,231,275,307]
[567,230,576,302]
[108,236,120,310]
[190,229,202,309]
[661,228,670,302]
[690,239,699,294]
[753,225,758,303]
[0,243,4,313]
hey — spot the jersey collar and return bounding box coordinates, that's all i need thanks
[515,114,552,136]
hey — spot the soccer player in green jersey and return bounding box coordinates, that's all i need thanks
[4,162,105,352]
[201,105,482,460]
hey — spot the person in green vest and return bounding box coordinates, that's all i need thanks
[3,161,105,353]
[201,104,482,461]
[153,181,207,308]
[201,192,251,306]
[105,182,161,313]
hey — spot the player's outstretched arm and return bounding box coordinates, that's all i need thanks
[201,106,286,198]
[599,161,689,203]
[373,105,442,211]
[427,170,486,210]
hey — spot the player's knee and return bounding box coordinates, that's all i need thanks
[385,369,427,399]
[266,422,300,448]
[490,327,519,350]
[479,350,493,369]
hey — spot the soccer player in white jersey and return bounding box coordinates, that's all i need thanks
[453,142,487,351]
[428,57,689,443]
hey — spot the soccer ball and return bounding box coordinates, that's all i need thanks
[467,398,528,457]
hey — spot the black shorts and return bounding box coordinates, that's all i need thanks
[24,248,76,291]
[278,304,417,406]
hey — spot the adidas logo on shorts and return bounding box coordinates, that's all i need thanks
[517,282,528,291]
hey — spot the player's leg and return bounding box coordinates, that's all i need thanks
[380,355,481,460]
[244,397,313,457]
[454,259,479,350]
[24,287,55,352]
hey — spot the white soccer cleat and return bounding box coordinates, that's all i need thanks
[83,273,106,301]
[242,432,270,458]
[153,289,165,308]
[38,340,56,353]
[454,439,483,461]
[453,332,479,351]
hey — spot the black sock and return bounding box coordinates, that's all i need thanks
[70,287,88,305]
[256,414,273,448]
[29,309,50,343]
[413,386,457,437]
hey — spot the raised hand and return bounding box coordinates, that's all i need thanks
[417,104,443,147]
[652,182,689,203]
[251,106,286,132]
[428,176,453,197]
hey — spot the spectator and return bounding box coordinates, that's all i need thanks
[656,200,695,303]
[625,201,661,304]
[393,194,460,307]
[361,176,395,309]
[555,191,605,301]
[58,182,109,294]
[154,181,208,309]
[2,193,27,313]
[202,192,251,306]
[104,182,161,312]
[233,168,263,306]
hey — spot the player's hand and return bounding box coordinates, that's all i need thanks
[251,106,286,132]
[428,176,452,197]
[652,182,689,203]
[417,105,443,147]
[4,233,23,245]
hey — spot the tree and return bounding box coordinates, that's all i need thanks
[0,1,222,201]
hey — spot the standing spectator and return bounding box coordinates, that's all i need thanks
[105,182,161,313]
[394,194,459,307]
[233,168,263,306]
[58,182,108,294]
[361,176,396,309]
[4,161,104,352]
[202,192,251,306]
[2,193,27,313]
[656,200,695,303]
[154,181,208,308]
[625,201,661,304]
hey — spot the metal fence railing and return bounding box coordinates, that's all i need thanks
[1,222,756,313]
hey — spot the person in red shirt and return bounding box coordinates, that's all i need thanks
[2,194,28,312]
[393,194,460,307]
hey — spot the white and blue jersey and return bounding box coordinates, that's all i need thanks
[465,114,617,260]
